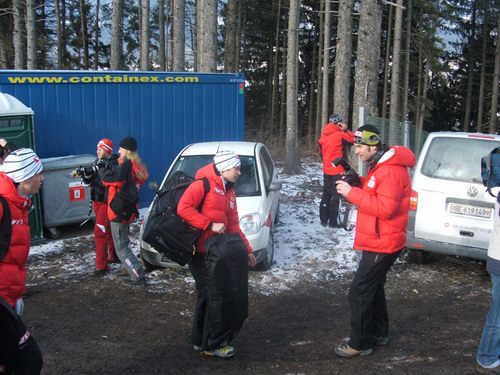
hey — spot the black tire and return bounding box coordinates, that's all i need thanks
[47,227,61,239]
[274,203,280,225]
[141,253,159,272]
[406,249,430,264]
[255,231,274,271]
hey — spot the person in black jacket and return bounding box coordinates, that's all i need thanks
[79,138,119,276]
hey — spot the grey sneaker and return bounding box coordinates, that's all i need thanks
[372,335,389,346]
[335,344,372,358]
[193,345,202,351]
[203,345,236,358]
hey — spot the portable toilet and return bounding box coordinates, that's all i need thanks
[0,93,44,243]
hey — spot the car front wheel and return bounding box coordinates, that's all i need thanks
[255,231,274,271]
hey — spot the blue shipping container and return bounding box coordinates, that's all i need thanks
[0,70,245,206]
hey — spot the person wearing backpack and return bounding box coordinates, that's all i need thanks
[78,138,119,276]
[99,136,149,286]
[177,150,257,359]
[0,148,44,374]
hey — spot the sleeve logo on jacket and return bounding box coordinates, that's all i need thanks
[367,176,376,189]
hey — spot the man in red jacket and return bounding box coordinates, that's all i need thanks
[318,114,354,227]
[0,148,44,374]
[334,124,416,358]
[177,150,256,359]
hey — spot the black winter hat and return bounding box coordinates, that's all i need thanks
[119,136,138,152]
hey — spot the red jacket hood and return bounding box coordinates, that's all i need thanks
[371,146,416,171]
[321,122,342,137]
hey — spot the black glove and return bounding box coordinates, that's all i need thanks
[342,169,361,187]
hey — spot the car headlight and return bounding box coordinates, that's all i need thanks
[239,213,261,236]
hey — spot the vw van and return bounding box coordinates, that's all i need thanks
[407,132,500,263]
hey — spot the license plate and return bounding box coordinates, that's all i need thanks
[448,203,492,218]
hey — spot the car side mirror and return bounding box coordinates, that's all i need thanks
[148,181,160,192]
[268,180,283,192]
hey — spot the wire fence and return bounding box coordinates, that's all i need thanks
[364,113,429,158]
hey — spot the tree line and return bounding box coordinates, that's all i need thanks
[0,0,499,172]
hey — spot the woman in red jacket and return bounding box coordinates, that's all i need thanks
[177,151,256,359]
[334,125,416,358]
[99,136,149,286]
[0,148,44,374]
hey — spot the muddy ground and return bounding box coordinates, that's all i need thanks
[23,227,491,375]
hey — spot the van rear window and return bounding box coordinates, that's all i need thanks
[421,137,500,183]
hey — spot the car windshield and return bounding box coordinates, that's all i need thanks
[421,137,499,183]
[169,155,261,197]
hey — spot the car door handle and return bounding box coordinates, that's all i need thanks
[459,230,474,237]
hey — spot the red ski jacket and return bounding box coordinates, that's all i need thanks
[0,173,32,307]
[318,123,354,175]
[345,146,416,254]
[177,163,251,254]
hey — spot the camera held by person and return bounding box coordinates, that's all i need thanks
[332,157,361,187]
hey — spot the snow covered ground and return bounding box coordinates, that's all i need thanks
[28,159,360,295]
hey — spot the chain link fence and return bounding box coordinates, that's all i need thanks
[364,113,429,158]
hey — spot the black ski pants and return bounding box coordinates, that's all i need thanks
[320,174,343,226]
[347,250,402,350]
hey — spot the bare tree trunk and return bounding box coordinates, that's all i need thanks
[389,0,403,145]
[415,46,423,131]
[284,0,301,174]
[110,0,124,70]
[0,20,8,69]
[321,0,331,125]
[172,0,185,71]
[477,17,488,132]
[140,0,150,70]
[13,0,23,69]
[197,0,217,72]
[270,0,282,138]
[26,0,36,69]
[224,0,237,72]
[79,0,90,69]
[315,0,324,141]
[381,6,393,120]
[463,2,476,132]
[416,60,430,154]
[308,22,318,148]
[352,0,383,130]
[279,35,288,143]
[489,12,500,134]
[235,0,244,70]
[401,0,412,122]
[333,0,354,125]
[94,0,100,69]
[159,0,166,70]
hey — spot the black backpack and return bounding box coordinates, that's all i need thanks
[142,171,210,266]
[481,147,500,197]
[0,196,12,262]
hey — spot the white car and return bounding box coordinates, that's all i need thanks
[407,132,500,263]
[139,141,282,270]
